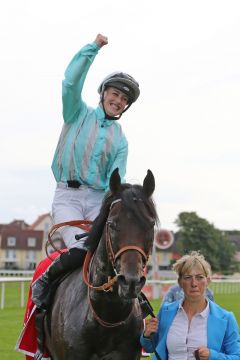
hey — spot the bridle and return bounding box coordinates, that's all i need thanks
[83,198,149,292]
[83,198,151,328]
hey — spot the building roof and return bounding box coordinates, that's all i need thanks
[29,212,51,230]
[0,222,43,250]
[9,220,29,229]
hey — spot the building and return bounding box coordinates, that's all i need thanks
[0,214,66,270]
[28,213,64,255]
[0,220,43,270]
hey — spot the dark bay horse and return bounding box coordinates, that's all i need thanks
[45,169,158,360]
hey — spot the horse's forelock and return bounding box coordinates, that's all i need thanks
[121,185,158,229]
[85,182,158,252]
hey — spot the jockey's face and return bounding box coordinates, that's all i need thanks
[102,87,129,117]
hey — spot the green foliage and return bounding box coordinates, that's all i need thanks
[175,212,236,272]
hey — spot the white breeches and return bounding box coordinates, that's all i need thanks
[52,182,105,249]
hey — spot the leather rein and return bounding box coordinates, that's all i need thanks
[46,219,93,260]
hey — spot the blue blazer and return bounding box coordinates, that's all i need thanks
[141,300,240,360]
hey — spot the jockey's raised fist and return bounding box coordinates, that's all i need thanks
[94,34,108,48]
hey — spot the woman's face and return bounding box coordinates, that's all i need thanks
[179,265,210,301]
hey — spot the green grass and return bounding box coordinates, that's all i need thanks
[0,283,239,360]
[0,283,29,360]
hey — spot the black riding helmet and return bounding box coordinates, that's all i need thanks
[98,72,140,119]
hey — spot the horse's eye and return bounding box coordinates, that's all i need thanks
[150,220,155,228]
[108,221,119,231]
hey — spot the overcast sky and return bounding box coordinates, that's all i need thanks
[1,0,240,231]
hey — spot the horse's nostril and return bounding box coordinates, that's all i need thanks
[118,275,127,286]
[139,276,146,287]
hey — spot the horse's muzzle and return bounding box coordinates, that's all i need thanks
[117,275,146,299]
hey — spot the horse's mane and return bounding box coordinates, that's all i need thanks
[85,183,158,253]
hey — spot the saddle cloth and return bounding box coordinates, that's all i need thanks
[15,251,63,359]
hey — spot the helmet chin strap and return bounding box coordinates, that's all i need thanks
[100,93,132,121]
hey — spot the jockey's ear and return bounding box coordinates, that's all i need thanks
[143,170,155,198]
[109,168,121,194]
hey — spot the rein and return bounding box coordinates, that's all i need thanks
[82,251,118,292]
[87,288,137,328]
[46,220,92,260]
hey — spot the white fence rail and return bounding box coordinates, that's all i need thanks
[0,277,32,309]
[0,270,34,277]
[0,277,240,310]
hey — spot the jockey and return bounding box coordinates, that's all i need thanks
[32,33,140,309]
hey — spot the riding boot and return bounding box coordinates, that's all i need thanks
[34,308,47,360]
[32,256,65,309]
[32,248,87,309]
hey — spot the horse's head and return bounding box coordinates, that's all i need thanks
[85,169,158,299]
[103,168,157,299]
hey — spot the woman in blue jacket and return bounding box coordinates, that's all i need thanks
[141,251,240,360]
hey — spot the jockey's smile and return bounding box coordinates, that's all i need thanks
[102,87,129,117]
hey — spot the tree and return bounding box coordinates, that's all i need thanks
[175,212,236,272]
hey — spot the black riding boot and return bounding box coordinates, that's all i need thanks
[32,248,87,309]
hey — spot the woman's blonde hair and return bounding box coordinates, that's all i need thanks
[172,251,212,278]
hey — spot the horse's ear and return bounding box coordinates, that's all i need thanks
[109,168,121,194]
[143,170,155,198]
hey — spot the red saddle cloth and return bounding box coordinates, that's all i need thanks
[15,251,63,360]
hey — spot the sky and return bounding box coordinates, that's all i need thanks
[1,0,240,232]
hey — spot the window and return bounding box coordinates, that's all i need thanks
[44,222,50,232]
[6,249,16,259]
[26,250,36,261]
[27,237,36,247]
[26,251,36,270]
[7,236,16,247]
